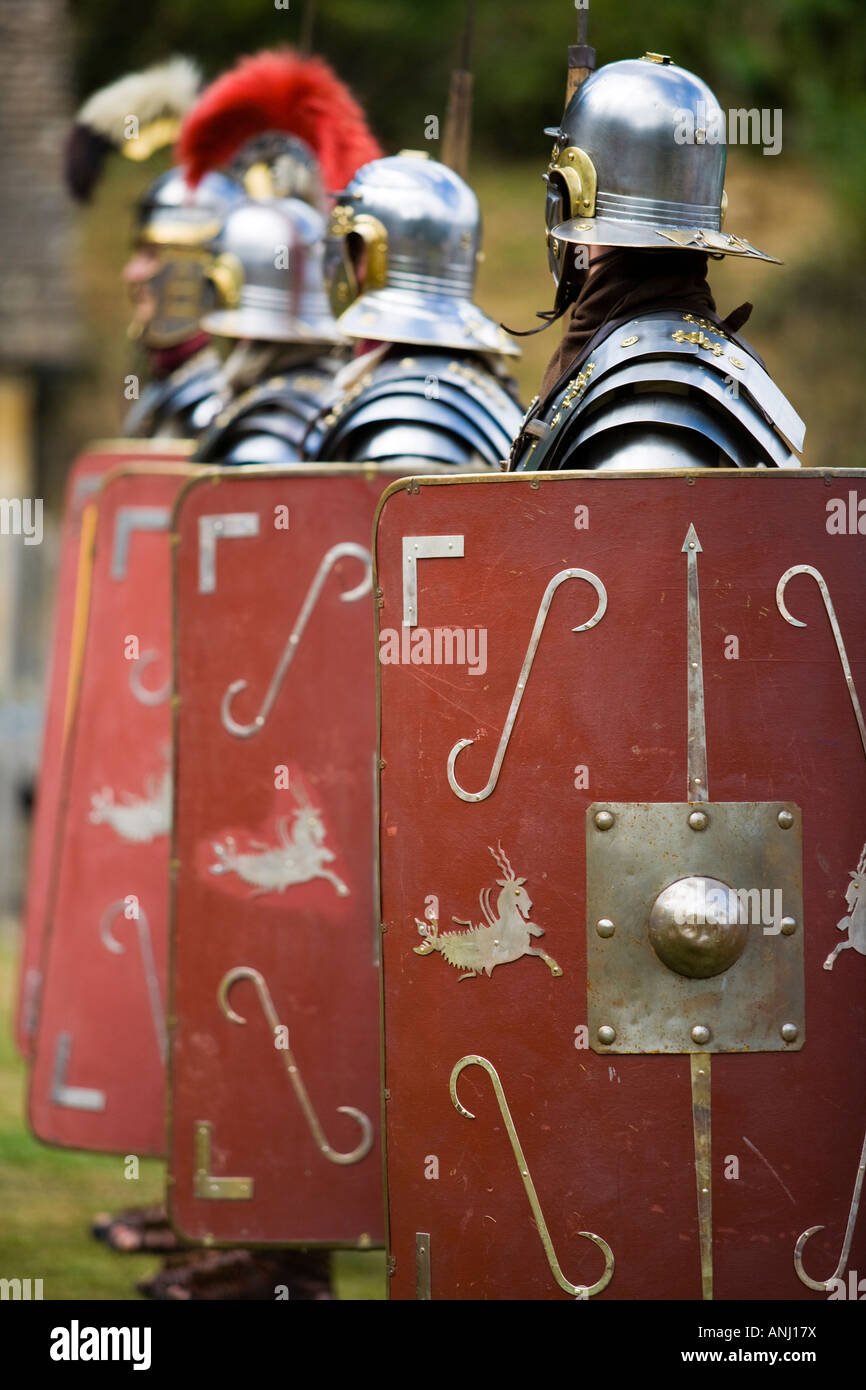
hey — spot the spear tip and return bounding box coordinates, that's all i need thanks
[682,523,703,553]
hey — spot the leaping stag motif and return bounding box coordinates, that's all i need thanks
[218,966,373,1166]
[825,842,866,971]
[209,781,349,898]
[414,844,562,980]
[89,761,171,843]
[220,542,372,738]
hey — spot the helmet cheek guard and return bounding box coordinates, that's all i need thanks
[548,146,598,222]
[545,147,597,287]
[325,204,388,318]
[136,248,212,349]
[206,251,244,313]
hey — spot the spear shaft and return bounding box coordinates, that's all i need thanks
[299,0,317,56]
[441,0,476,180]
[566,1,597,106]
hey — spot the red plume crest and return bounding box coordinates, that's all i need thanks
[179,49,381,194]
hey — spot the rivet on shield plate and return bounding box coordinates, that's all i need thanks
[595,810,614,831]
[780,1023,799,1043]
[691,1024,711,1045]
[781,917,797,935]
[688,811,709,831]
[777,809,794,829]
[596,918,615,938]
[597,1025,616,1045]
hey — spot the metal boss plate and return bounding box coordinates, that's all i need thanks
[586,801,804,1054]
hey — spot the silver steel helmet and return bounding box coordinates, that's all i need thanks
[545,54,778,273]
[324,152,519,358]
[132,168,246,348]
[201,196,343,345]
[228,133,326,209]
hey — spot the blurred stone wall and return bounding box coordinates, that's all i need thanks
[0,0,78,908]
[0,0,78,367]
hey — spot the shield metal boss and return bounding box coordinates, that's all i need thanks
[29,462,196,1154]
[169,466,402,1248]
[376,469,866,1300]
[17,442,193,1059]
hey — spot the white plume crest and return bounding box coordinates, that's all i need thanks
[77,57,202,144]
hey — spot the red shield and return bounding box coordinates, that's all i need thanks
[169,465,408,1248]
[28,461,196,1154]
[17,442,192,1058]
[376,469,866,1301]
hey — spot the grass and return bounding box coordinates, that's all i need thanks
[0,926,385,1300]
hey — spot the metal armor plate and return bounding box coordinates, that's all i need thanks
[28,462,196,1154]
[168,466,418,1248]
[17,442,193,1058]
[376,468,866,1300]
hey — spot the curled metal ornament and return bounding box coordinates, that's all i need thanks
[447,569,607,803]
[129,649,171,707]
[99,899,167,1063]
[794,1127,866,1292]
[450,1054,614,1299]
[221,543,373,738]
[218,966,373,1166]
[777,565,866,761]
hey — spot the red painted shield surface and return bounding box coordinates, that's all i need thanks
[169,466,405,1248]
[377,469,866,1301]
[17,442,193,1058]
[29,462,196,1154]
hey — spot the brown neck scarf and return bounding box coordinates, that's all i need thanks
[537,249,749,403]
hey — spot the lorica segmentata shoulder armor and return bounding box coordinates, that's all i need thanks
[195,358,342,465]
[512,312,804,472]
[123,345,224,440]
[309,352,524,471]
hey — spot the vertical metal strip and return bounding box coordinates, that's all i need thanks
[372,750,381,967]
[415,1232,431,1300]
[690,1052,713,1300]
[62,502,98,747]
[683,525,708,801]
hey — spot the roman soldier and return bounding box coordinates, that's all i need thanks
[508,53,804,472]
[60,58,241,1266]
[192,193,347,464]
[118,168,243,438]
[129,50,382,1302]
[308,151,524,468]
[65,58,244,440]
[176,49,382,464]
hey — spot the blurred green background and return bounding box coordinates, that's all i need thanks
[2,0,863,1302]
